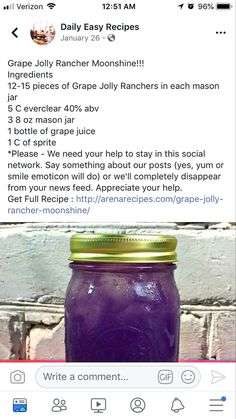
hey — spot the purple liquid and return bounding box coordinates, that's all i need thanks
[65,262,180,362]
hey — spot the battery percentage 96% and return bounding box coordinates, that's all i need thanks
[198,3,215,9]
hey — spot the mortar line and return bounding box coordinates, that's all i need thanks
[207,312,215,359]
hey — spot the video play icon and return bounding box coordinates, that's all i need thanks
[91,398,107,413]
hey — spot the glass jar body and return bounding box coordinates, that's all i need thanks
[65,262,180,362]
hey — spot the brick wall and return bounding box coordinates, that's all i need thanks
[0,223,235,360]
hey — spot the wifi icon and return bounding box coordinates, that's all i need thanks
[47,2,56,9]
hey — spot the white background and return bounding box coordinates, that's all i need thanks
[0,0,235,221]
[0,362,235,418]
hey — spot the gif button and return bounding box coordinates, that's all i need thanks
[158,370,173,384]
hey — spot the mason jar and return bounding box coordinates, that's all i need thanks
[65,234,180,362]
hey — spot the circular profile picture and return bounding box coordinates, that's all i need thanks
[30,21,55,45]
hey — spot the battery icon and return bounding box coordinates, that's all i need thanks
[216,3,231,9]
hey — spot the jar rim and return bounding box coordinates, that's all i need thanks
[69,234,177,263]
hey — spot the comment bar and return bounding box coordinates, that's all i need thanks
[36,365,200,388]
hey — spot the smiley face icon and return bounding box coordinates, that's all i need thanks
[181,370,196,384]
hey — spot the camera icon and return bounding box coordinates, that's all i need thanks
[10,370,25,384]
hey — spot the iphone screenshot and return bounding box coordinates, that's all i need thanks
[0,0,235,417]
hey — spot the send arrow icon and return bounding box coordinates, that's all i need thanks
[211,370,226,384]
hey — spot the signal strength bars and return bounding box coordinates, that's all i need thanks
[3,3,56,9]
[3,3,14,9]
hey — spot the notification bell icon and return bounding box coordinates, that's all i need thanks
[171,398,185,413]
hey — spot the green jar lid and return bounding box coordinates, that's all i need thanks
[69,234,177,263]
